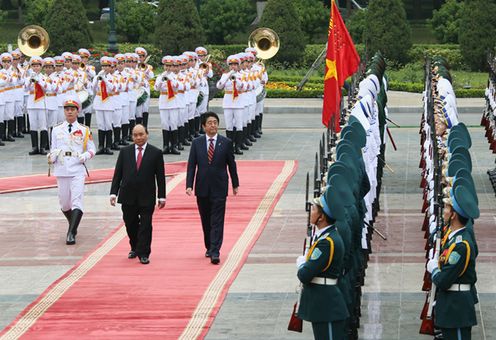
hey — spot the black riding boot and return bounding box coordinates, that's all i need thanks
[142,112,149,128]
[28,131,39,155]
[247,123,257,142]
[84,113,92,128]
[170,130,181,155]
[127,119,135,141]
[226,130,234,145]
[199,114,205,134]
[0,122,5,146]
[77,116,84,124]
[178,126,187,148]
[136,117,143,125]
[111,127,121,150]
[258,113,263,134]
[252,119,261,138]
[183,122,192,144]
[4,120,14,142]
[241,127,250,149]
[15,116,25,137]
[95,130,105,155]
[234,130,244,155]
[104,130,114,155]
[39,130,48,155]
[66,209,83,245]
[162,130,170,154]
[194,116,201,137]
[188,119,195,140]
[62,209,72,224]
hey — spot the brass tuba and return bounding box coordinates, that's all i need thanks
[248,27,280,61]
[18,25,50,57]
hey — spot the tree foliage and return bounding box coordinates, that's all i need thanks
[44,0,92,54]
[364,0,412,64]
[154,0,205,54]
[293,0,329,44]
[200,0,256,44]
[116,0,155,43]
[346,8,367,44]
[24,0,53,26]
[458,0,496,71]
[429,0,463,44]
[259,0,306,65]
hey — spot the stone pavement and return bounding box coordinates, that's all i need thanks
[0,92,494,339]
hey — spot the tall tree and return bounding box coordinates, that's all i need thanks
[116,0,156,43]
[459,0,496,71]
[429,0,464,44]
[44,0,92,54]
[364,0,412,64]
[293,0,329,44]
[259,0,306,65]
[24,0,53,26]
[154,0,205,55]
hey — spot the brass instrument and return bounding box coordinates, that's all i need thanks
[248,27,280,64]
[18,25,50,57]
[139,55,152,70]
[80,62,86,70]
[199,55,211,69]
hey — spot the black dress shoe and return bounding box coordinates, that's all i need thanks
[210,256,220,265]
[205,251,211,258]
[139,256,150,264]
[128,251,137,259]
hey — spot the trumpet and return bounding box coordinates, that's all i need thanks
[139,55,152,70]
[230,74,236,81]
[80,62,86,70]
[199,55,211,69]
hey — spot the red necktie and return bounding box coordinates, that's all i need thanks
[208,138,214,164]
[137,146,143,170]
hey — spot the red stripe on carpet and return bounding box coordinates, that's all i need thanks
[0,161,187,194]
[0,160,297,340]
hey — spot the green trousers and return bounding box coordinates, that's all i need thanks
[442,327,472,340]
[311,320,346,340]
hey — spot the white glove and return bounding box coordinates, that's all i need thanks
[48,149,61,164]
[426,258,438,274]
[78,152,90,163]
[296,255,306,269]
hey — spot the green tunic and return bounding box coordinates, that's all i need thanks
[297,225,349,323]
[432,227,477,328]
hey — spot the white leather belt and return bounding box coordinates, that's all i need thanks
[64,151,80,157]
[447,284,470,292]
[311,277,337,286]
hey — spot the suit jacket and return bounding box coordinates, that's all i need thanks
[186,135,239,198]
[110,143,166,207]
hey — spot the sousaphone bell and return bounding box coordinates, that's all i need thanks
[248,27,280,61]
[18,25,50,57]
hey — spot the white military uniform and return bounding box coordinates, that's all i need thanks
[217,69,245,131]
[49,120,96,211]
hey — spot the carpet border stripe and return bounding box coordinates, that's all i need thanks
[179,160,296,339]
[0,173,186,340]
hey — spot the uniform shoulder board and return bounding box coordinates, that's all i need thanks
[455,235,463,243]
[54,122,64,127]
[318,232,330,241]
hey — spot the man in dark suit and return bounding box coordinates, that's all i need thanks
[110,124,166,264]
[186,112,239,265]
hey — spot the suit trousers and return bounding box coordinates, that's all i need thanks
[121,204,155,257]
[196,196,226,257]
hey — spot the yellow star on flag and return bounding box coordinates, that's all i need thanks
[325,58,338,81]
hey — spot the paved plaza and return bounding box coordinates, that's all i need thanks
[0,92,494,339]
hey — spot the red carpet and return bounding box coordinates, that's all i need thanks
[0,160,297,340]
[0,162,187,194]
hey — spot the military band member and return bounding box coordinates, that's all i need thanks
[135,47,154,128]
[54,56,67,124]
[1,53,16,142]
[43,58,60,140]
[48,97,95,245]
[195,46,213,134]
[178,54,191,148]
[296,192,349,340]
[25,56,53,155]
[12,49,27,137]
[217,55,245,155]
[92,56,116,155]
[0,56,6,146]
[246,47,267,135]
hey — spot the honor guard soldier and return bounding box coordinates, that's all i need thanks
[43,57,60,135]
[195,46,213,134]
[25,56,53,155]
[217,55,246,155]
[48,97,96,245]
[11,50,26,138]
[1,53,16,142]
[92,56,116,155]
[135,47,154,128]
[296,188,349,340]
[78,48,96,127]
[114,54,130,149]
[0,53,8,145]
[54,56,67,124]
[246,47,267,136]
[178,54,191,148]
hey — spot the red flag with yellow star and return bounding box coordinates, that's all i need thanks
[322,0,360,131]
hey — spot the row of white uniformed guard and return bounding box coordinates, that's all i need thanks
[0,46,269,156]
[482,61,496,193]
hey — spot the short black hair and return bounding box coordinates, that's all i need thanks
[201,111,219,126]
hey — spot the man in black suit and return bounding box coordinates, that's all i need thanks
[110,124,166,264]
[186,112,239,265]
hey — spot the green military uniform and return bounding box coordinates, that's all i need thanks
[297,224,349,340]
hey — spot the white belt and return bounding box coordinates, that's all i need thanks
[447,284,470,292]
[63,151,80,157]
[311,277,337,286]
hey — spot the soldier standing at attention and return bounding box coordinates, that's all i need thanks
[48,97,95,245]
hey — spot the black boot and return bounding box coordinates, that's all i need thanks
[162,130,170,154]
[111,127,121,150]
[39,130,48,155]
[253,117,261,138]
[127,120,135,141]
[136,117,143,125]
[226,130,234,145]
[66,209,83,245]
[0,122,5,146]
[199,114,205,134]
[248,123,257,142]
[15,116,25,137]
[188,119,195,140]
[170,130,181,155]
[258,113,263,134]
[77,116,84,124]
[95,130,105,155]
[84,113,92,128]
[120,124,130,145]
[142,112,149,128]
[241,127,250,149]
[29,131,39,155]
[194,116,201,137]
[183,123,192,144]
[104,130,114,155]
[234,131,244,155]
[178,126,187,148]
[5,120,14,142]
[62,209,72,224]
